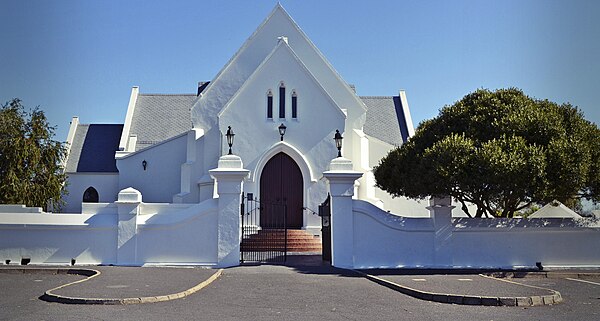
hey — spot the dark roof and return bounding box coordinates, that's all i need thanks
[129,94,197,151]
[361,96,409,145]
[123,93,408,151]
[65,124,123,173]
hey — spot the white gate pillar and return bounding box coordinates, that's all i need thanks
[427,197,455,267]
[209,155,250,268]
[323,157,363,268]
[115,187,142,266]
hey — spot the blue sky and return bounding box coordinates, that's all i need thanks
[1,0,598,141]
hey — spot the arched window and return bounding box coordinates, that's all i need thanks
[83,187,99,203]
[267,90,273,119]
[279,82,285,118]
[291,90,298,119]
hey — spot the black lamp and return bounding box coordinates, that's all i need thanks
[278,123,287,141]
[226,126,235,155]
[334,129,343,157]
[142,160,147,170]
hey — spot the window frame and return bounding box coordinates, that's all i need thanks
[279,83,286,119]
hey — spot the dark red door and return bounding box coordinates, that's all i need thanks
[260,152,303,228]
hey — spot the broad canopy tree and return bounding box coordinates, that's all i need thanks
[0,99,67,211]
[374,88,600,218]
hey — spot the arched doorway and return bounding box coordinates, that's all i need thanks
[83,187,99,203]
[260,152,303,228]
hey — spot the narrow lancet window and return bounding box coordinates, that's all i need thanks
[267,90,273,119]
[279,83,285,119]
[291,90,297,119]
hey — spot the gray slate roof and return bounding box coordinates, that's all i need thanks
[65,93,408,173]
[126,93,407,150]
[361,96,409,145]
[65,124,123,173]
[129,94,197,151]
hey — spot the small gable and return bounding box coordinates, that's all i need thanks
[66,124,123,173]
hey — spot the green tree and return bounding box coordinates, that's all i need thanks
[374,88,600,218]
[0,99,67,211]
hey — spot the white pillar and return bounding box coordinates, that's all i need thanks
[427,196,455,267]
[323,157,363,269]
[209,155,249,268]
[115,187,142,266]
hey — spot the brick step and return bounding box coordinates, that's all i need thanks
[255,230,318,236]
[241,229,322,252]
[244,236,321,244]
[244,237,321,243]
[242,241,321,247]
[242,239,322,245]
[241,246,321,252]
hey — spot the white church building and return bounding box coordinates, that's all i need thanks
[2,4,598,269]
[62,4,419,230]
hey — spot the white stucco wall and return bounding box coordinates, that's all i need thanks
[0,200,220,266]
[116,134,187,203]
[63,173,119,213]
[347,200,600,269]
[0,206,118,265]
[135,201,218,265]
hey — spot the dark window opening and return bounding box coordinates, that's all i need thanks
[279,85,285,118]
[292,91,297,119]
[267,91,273,119]
[83,187,99,203]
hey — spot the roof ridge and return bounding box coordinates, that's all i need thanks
[77,123,124,126]
[139,93,196,96]
[359,96,395,99]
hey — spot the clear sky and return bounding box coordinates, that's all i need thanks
[1,0,598,141]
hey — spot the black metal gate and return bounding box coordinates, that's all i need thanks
[240,193,288,263]
[319,194,331,262]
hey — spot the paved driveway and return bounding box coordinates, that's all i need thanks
[1,264,599,321]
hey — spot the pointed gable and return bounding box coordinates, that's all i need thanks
[217,40,346,174]
[219,40,346,120]
[191,4,366,132]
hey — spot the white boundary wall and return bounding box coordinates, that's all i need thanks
[324,158,600,270]
[0,155,248,267]
[0,200,218,266]
[351,200,600,269]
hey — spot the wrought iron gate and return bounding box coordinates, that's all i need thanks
[319,194,331,262]
[240,193,288,263]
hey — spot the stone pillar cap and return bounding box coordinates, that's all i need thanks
[217,154,243,169]
[328,157,353,171]
[429,196,452,207]
[117,187,142,203]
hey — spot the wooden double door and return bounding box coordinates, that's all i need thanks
[259,152,303,228]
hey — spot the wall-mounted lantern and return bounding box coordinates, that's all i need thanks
[278,123,287,141]
[142,160,147,170]
[226,126,235,155]
[334,129,343,158]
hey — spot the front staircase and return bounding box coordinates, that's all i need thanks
[241,229,322,252]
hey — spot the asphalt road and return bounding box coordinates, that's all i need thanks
[1,265,599,321]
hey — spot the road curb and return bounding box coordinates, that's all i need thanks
[485,271,600,279]
[354,270,562,307]
[0,268,98,277]
[1,267,222,305]
[41,268,223,305]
